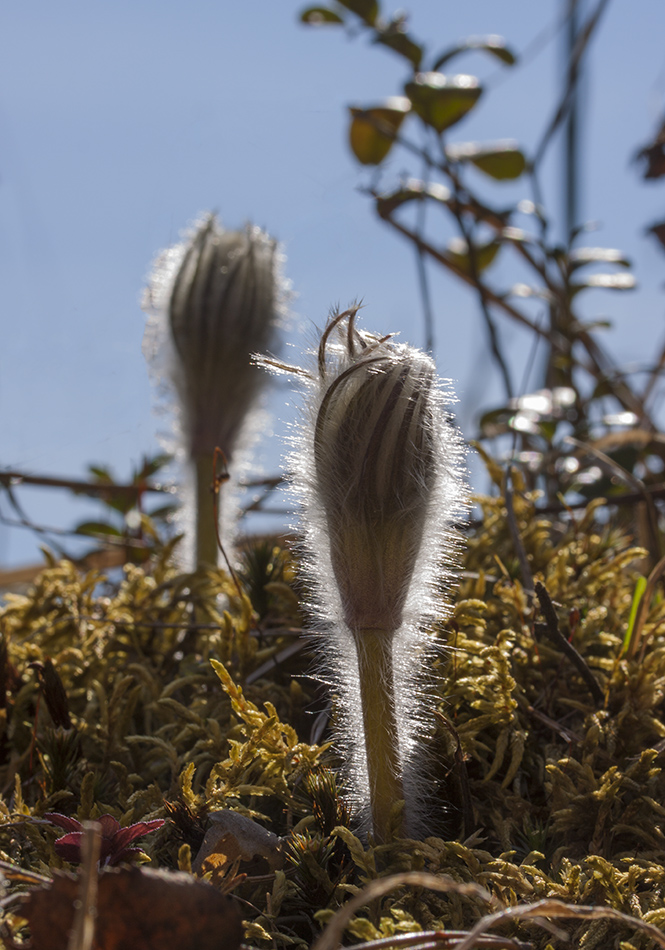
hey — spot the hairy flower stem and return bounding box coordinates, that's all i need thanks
[194,454,219,566]
[354,628,403,842]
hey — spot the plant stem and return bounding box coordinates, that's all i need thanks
[354,627,403,842]
[194,453,219,567]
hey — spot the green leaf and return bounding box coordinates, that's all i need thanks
[433,35,517,71]
[478,407,513,438]
[537,419,558,442]
[446,140,526,180]
[134,453,172,481]
[375,21,422,67]
[300,6,344,24]
[336,0,378,25]
[88,465,114,483]
[622,576,648,657]
[568,247,631,269]
[404,72,482,133]
[375,179,451,217]
[348,98,410,165]
[147,504,177,520]
[445,236,500,275]
[75,521,123,538]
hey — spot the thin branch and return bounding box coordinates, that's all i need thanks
[534,481,665,515]
[641,334,665,406]
[0,469,172,496]
[414,161,436,352]
[533,0,613,168]
[440,151,514,398]
[504,469,535,592]
[0,508,154,552]
[380,212,655,426]
[378,214,549,337]
[534,581,604,707]
[566,435,661,563]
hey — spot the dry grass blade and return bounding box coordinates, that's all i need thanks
[453,897,665,950]
[311,872,492,950]
[347,933,529,950]
[67,822,101,950]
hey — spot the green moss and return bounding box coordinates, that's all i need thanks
[0,490,664,948]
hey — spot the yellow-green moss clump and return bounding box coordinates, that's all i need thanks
[0,481,664,949]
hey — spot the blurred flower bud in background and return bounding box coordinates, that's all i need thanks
[143,213,286,568]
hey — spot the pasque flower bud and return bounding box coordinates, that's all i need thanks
[144,213,284,567]
[264,307,466,841]
[314,338,436,633]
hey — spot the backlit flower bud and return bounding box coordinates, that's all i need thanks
[263,307,466,841]
[143,213,285,566]
[314,340,436,632]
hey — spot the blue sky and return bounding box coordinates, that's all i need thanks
[1,0,665,567]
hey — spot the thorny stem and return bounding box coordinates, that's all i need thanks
[194,453,219,567]
[353,627,403,843]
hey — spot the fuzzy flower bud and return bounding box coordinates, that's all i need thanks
[143,213,285,566]
[263,307,466,842]
[314,341,436,633]
[164,214,280,460]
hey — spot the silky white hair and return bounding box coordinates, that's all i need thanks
[262,306,467,834]
[142,213,289,566]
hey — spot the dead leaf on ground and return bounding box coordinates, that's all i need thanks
[14,866,242,950]
[192,809,285,876]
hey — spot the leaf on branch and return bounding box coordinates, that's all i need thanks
[478,407,513,439]
[432,34,517,71]
[134,453,172,481]
[646,220,665,251]
[568,247,631,269]
[336,0,378,25]
[374,17,422,67]
[500,226,535,244]
[74,521,124,538]
[507,283,551,300]
[88,465,114,483]
[445,140,526,180]
[571,272,637,294]
[445,236,501,275]
[348,98,410,165]
[405,72,482,133]
[375,179,452,217]
[635,118,665,179]
[300,6,345,24]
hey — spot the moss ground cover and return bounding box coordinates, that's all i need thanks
[0,481,664,949]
